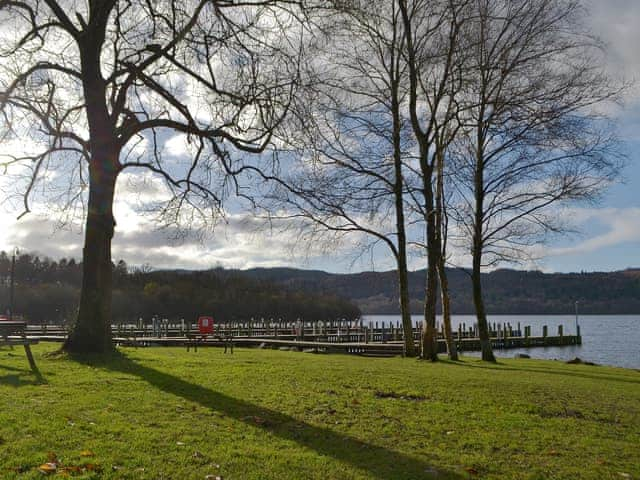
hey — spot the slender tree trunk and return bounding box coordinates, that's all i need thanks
[434,147,457,360]
[472,144,495,361]
[472,98,495,361]
[421,184,439,361]
[437,258,458,360]
[471,248,494,362]
[64,160,118,353]
[397,247,415,357]
[391,78,416,357]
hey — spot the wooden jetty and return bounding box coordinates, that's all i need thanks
[23,318,581,357]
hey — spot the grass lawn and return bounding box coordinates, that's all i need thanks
[0,343,639,479]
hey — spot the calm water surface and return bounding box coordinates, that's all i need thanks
[363,314,640,370]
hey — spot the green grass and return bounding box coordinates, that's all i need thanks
[1,343,639,479]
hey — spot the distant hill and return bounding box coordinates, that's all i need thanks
[212,267,640,315]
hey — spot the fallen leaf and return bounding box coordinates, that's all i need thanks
[80,450,95,457]
[176,441,186,446]
[38,463,57,475]
[547,449,560,456]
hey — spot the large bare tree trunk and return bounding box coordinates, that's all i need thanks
[64,27,118,354]
[64,161,117,354]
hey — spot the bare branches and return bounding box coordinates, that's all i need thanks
[446,0,624,268]
[1,0,305,236]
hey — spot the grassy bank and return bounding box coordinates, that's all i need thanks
[1,344,638,479]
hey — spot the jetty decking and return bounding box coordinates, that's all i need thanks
[21,319,581,357]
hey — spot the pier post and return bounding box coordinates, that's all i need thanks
[577,324,582,345]
[558,325,563,339]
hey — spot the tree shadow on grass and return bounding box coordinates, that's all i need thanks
[440,358,640,385]
[76,351,463,480]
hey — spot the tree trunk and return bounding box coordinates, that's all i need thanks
[390,72,415,358]
[472,245,495,362]
[421,187,439,361]
[434,146,456,360]
[437,258,458,360]
[397,252,415,357]
[394,139,415,358]
[472,109,495,362]
[63,20,119,354]
[63,161,117,354]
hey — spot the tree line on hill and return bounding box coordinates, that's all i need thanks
[0,0,625,361]
[0,252,360,325]
[230,267,640,315]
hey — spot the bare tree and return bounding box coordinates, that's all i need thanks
[0,0,302,353]
[398,0,470,360]
[449,0,623,361]
[265,1,420,356]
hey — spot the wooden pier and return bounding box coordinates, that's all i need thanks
[23,318,581,357]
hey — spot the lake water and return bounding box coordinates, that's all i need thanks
[363,314,640,370]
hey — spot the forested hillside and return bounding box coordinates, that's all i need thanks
[2,251,637,322]
[230,267,640,315]
[0,252,360,324]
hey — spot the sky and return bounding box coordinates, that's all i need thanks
[0,0,639,275]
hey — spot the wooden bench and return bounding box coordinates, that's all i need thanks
[0,321,39,371]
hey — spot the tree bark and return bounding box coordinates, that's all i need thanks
[472,98,495,362]
[396,248,415,357]
[437,257,458,360]
[435,147,457,360]
[471,249,495,362]
[63,160,117,354]
[63,20,118,354]
[421,184,439,361]
[391,75,416,358]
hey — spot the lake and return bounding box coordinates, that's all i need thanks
[363,314,640,370]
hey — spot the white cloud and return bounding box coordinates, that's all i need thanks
[544,206,640,257]
[164,134,191,157]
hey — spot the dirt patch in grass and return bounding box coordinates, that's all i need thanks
[374,390,427,401]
